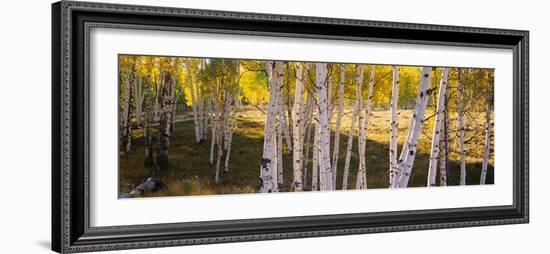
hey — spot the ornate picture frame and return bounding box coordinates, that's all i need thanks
[52,1,529,253]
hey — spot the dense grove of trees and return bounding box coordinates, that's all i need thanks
[119,55,494,194]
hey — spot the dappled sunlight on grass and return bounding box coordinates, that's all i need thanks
[120,108,493,197]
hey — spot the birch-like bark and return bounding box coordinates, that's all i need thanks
[480,94,492,185]
[169,79,177,133]
[195,61,206,143]
[315,63,333,191]
[223,61,239,171]
[224,92,235,172]
[171,80,181,132]
[439,112,448,186]
[292,63,306,191]
[185,60,201,143]
[260,61,283,193]
[389,66,400,187]
[439,85,450,186]
[394,67,433,188]
[331,64,345,189]
[457,69,467,185]
[209,83,218,165]
[215,84,225,184]
[135,75,143,128]
[281,105,293,149]
[302,93,314,187]
[271,76,286,186]
[124,66,136,153]
[121,67,130,144]
[200,59,209,141]
[205,94,211,141]
[144,72,154,166]
[427,68,449,187]
[356,65,375,190]
[153,71,161,122]
[342,65,363,190]
[157,70,173,170]
[285,63,294,139]
[311,120,320,191]
[223,88,231,151]
[276,89,284,185]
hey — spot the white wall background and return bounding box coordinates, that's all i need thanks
[0,0,545,253]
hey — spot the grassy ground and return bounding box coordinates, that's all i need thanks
[119,108,494,197]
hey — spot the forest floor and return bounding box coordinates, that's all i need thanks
[119,108,494,197]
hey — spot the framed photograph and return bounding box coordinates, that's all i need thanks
[52,1,529,253]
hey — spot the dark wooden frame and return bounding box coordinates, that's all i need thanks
[52,1,529,253]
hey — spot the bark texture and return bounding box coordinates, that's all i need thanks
[342,65,363,190]
[389,66,400,187]
[427,68,449,187]
[292,63,306,191]
[157,69,174,170]
[315,63,334,191]
[394,67,433,188]
[260,61,283,193]
[457,69,467,185]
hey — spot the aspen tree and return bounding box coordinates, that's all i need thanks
[394,67,433,188]
[427,68,449,187]
[144,68,154,166]
[342,65,363,190]
[480,75,492,185]
[356,65,375,190]
[457,69,467,185]
[157,61,174,170]
[331,64,345,189]
[389,66,400,187]
[315,63,333,191]
[260,61,283,193]
[292,63,306,191]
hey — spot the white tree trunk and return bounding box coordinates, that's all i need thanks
[277,89,284,185]
[210,85,218,165]
[157,68,174,170]
[457,69,467,185]
[260,61,283,193]
[144,72,154,166]
[439,86,450,187]
[342,65,363,190]
[480,98,492,185]
[185,60,201,143]
[311,119,320,191]
[153,71,161,122]
[439,111,448,186]
[331,64,345,190]
[215,106,224,184]
[281,105,293,150]
[135,74,143,128]
[315,63,333,191]
[215,85,226,184]
[224,92,235,172]
[195,63,205,142]
[224,61,240,171]
[223,89,231,151]
[124,67,136,153]
[394,67,433,188]
[121,67,130,140]
[427,68,449,187]
[202,59,210,141]
[302,93,314,187]
[389,66,400,187]
[356,65,375,190]
[292,63,306,191]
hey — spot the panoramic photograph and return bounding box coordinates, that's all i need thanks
[118,55,494,198]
